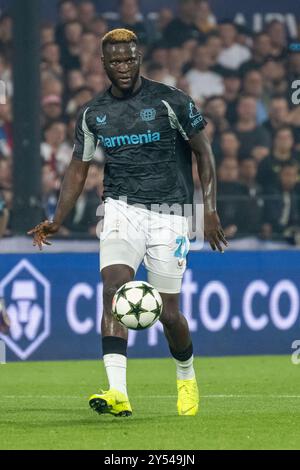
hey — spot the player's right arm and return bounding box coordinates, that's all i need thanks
[28,107,97,250]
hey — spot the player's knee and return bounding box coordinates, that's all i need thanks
[102,277,131,305]
[160,296,181,328]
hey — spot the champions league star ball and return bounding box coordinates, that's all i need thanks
[112,281,163,330]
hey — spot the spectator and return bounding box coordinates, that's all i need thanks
[41,23,55,46]
[163,0,205,48]
[204,96,229,134]
[217,157,248,239]
[176,76,192,96]
[257,126,299,190]
[185,45,224,102]
[156,8,174,37]
[41,164,60,221]
[204,95,229,158]
[0,157,11,236]
[235,95,271,161]
[66,86,94,116]
[41,121,71,176]
[42,94,63,124]
[239,157,265,236]
[55,0,78,48]
[217,20,251,70]
[242,69,268,124]
[91,16,108,38]
[260,56,288,96]
[78,0,96,31]
[205,32,223,72]
[148,43,169,67]
[80,32,98,56]
[217,130,240,165]
[0,190,9,237]
[287,45,300,83]
[263,96,290,139]
[64,162,103,235]
[265,20,288,59]
[236,24,253,49]
[41,42,63,78]
[0,100,13,158]
[110,0,149,46]
[223,68,241,124]
[0,13,13,59]
[167,48,187,80]
[239,32,272,76]
[66,69,85,96]
[86,73,108,94]
[263,162,300,243]
[41,75,64,98]
[146,63,176,87]
[60,20,83,71]
[0,52,12,99]
[194,0,217,35]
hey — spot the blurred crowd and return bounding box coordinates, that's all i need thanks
[1,0,300,243]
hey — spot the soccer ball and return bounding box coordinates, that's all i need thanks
[112,281,163,330]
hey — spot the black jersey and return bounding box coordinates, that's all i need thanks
[73,77,206,207]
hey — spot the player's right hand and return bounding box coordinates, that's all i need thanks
[27,220,60,251]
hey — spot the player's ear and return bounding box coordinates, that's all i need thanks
[138,52,143,65]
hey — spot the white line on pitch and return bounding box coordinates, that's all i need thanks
[2,394,300,399]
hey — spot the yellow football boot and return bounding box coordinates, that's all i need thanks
[177,377,199,416]
[89,389,132,417]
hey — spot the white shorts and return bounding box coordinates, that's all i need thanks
[99,198,190,293]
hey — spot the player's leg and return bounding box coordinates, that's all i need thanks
[89,263,134,417]
[159,292,192,353]
[101,263,133,396]
[89,198,146,416]
[159,291,198,416]
[145,212,199,416]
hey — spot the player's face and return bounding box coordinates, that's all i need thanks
[102,42,141,93]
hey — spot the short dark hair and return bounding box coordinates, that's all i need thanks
[204,95,226,105]
[280,161,299,172]
[274,125,294,136]
[57,0,76,10]
[43,120,66,134]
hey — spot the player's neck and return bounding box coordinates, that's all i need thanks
[110,77,143,99]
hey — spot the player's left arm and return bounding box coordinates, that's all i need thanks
[189,130,228,253]
[167,90,227,251]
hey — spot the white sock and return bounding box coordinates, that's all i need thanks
[174,355,195,380]
[103,353,128,397]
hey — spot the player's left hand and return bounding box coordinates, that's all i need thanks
[204,210,228,253]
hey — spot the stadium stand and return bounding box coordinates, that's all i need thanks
[0,0,300,244]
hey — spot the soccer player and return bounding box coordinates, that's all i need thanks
[29,29,227,417]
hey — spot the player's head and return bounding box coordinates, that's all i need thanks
[101,28,141,93]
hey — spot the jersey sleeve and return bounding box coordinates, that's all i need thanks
[73,107,97,162]
[162,90,207,140]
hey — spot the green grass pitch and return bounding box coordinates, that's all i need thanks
[0,356,300,450]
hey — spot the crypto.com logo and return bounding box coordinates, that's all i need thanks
[0,259,51,360]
